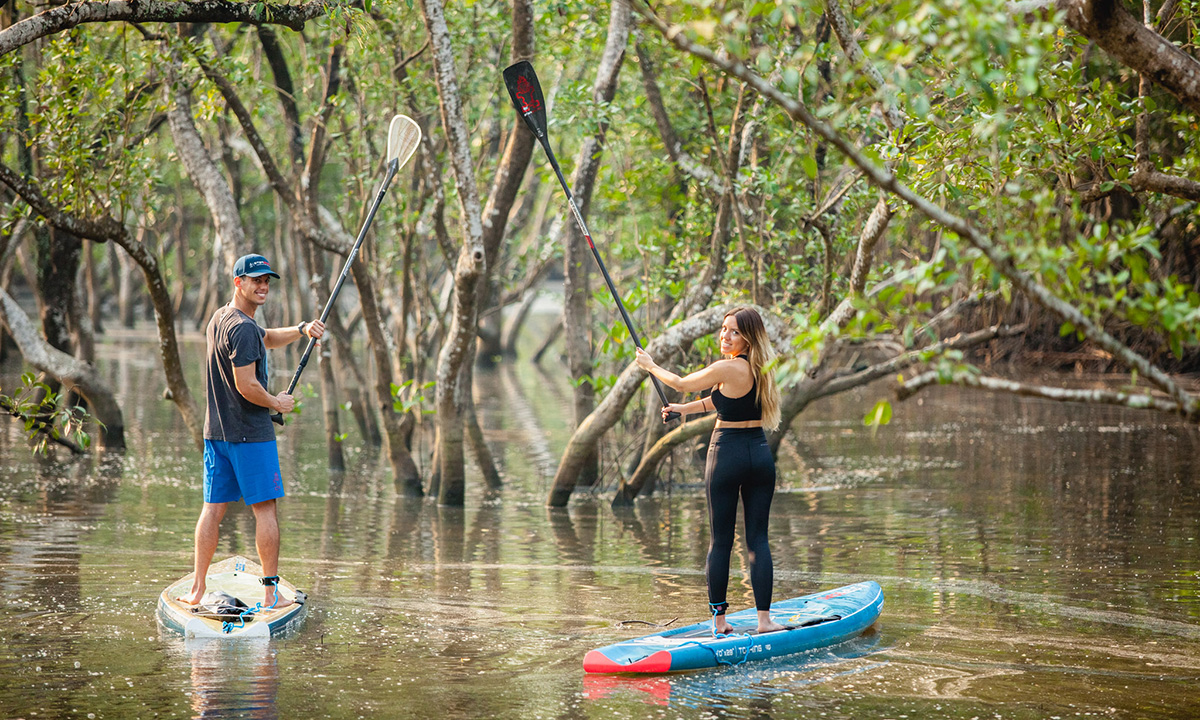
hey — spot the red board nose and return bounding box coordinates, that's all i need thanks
[583,649,674,674]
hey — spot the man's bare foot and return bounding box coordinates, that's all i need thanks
[178,587,205,605]
[756,620,787,634]
[264,588,294,610]
[713,618,734,635]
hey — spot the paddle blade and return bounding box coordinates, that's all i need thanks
[503,61,548,139]
[386,115,422,169]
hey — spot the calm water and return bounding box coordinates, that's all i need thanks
[1,329,1198,719]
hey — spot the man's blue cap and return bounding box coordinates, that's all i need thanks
[233,254,281,279]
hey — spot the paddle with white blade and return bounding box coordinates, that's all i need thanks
[272,114,422,425]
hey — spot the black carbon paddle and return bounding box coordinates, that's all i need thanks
[503,61,679,423]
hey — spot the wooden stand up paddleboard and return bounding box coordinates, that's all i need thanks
[157,556,307,639]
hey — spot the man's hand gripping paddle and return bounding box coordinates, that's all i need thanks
[502,61,679,423]
[271,115,422,426]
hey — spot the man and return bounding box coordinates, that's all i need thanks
[180,253,325,608]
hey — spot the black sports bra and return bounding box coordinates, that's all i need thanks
[710,356,761,422]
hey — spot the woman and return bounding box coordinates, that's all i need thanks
[635,307,784,635]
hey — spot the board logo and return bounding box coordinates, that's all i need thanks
[515,76,542,115]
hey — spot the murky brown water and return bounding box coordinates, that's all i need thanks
[1,329,1198,719]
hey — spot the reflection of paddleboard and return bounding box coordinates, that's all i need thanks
[584,581,883,674]
[157,556,307,639]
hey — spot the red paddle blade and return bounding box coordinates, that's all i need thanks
[503,61,548,139]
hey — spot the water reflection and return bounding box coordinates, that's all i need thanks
[2,345,1200,719]
[581,629,886,709]
[167,638,278,719]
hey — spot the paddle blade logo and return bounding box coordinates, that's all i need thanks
[504,61,549,139]
[515,76,542,115]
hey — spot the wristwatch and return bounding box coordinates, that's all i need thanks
[297,321,308,336]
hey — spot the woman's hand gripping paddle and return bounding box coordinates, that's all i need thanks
[271,115,422,426]
[502,61,679,423]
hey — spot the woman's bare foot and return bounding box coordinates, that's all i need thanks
[712,617,734,635]
[756,610,786,634]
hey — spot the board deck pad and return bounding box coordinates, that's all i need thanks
[583,581,883,674]
[157,556,307,639]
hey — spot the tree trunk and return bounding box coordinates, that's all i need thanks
[167,79,245,270]
[349,257,423,495]
[0,287,125,450]
[303,243,345,472]
[71,253,96,367]
[0,164,203,448]
[36,226,82,355]
[421,0,492,505]
[501,285,538,357]
[532,312,563,364]
[84,242,104,335]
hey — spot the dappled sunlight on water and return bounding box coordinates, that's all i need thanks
[1,340,1199,718]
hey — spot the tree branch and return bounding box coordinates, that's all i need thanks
[817,323,1027,400]
[615,413,717,506]
[637,1,1198,418]
[896,369,1185,416]
[823,0,905,130]
[0,0,330,57]
[0,395,85,454]
[0,164,124,242]
[0,287,125,449]
[1054,0,1200,115]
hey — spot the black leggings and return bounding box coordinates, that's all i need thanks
[704,427,776,612]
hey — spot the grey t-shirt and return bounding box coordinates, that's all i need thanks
[203,304,275,443]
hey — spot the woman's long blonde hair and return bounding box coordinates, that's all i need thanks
[727,307,781,431]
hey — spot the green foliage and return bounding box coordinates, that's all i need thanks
[0,373,95,455]
[391,380,436,415]
[4,0,1196,463]
[863,398,892,429]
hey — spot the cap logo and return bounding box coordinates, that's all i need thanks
[233,253,280,278]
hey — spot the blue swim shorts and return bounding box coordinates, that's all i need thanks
[203,439,285,505]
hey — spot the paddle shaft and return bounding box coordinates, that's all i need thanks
[271,158,400,425]
[531,133,678,420]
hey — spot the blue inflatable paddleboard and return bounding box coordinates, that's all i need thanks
[583,581,883,673]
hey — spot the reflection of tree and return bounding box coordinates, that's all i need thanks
[465,503,502,597]
[546,505,594,567]
[309,467,348,606]
[495,364,556,480]
[807,383,1200,610]
[0,454,121,715]
[385,495,424,566]
[433,505,466,599]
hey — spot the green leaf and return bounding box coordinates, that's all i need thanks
[756,50,773,74]
[782,68,799,91]
[800,153,817,179]
[863,399,892,427]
